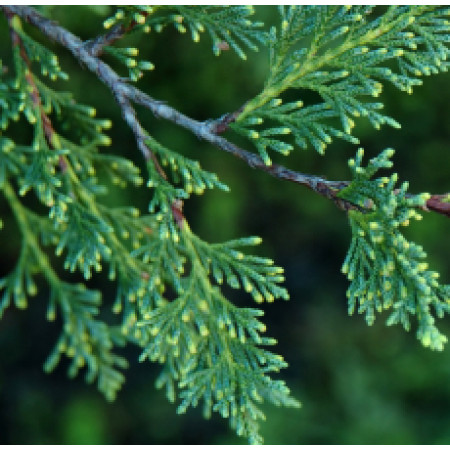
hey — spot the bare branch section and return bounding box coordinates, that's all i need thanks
[426,195,450,217]
[113,90,167,178]
[83,23,127,57]
[2,5,449,218]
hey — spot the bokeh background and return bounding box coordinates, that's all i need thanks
[0,6,449,445]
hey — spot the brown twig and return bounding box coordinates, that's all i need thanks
[2,5,449,219]
[208,103,248,134]
[425,194,450,217]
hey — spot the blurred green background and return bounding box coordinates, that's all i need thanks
[0,6,449,445]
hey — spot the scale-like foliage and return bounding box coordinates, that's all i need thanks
[0,63,25,130]
[232,5,450,164]
[0,5,449,445]
[190,234,289,303]
[338,149,450,351]
[103,45,154,82]
[43,281,129,401]
[147,136,230,197]
[172,5,265,59]
[0,136,22,184]
[0,14,142,402]
[0,8,297,443]
[103,5,265,60]
[0,242,38,314]
[135,223,299,444]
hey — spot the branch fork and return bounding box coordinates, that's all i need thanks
[1,5,449,219]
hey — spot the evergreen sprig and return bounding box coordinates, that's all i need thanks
[136,224,299,444]
[190,234,289,303]
[103,45,155,82]
[43,281,129,401]
[233,6,450,163]
[147,136,230,197]
[10,14,68,82]
[1,180,128,401]
[172,5,265,59]
[338,149,450,351]
[0,242,38,315]
[103,5,265,60]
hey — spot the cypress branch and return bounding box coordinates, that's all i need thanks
[0,5,449,444]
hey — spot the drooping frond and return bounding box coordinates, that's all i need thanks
[339,148,450,350]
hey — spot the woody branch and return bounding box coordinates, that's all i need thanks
[2,5,449,218]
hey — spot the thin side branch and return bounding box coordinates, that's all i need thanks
[83,23,128,56]
[2,5,449,218]
[113,90,167,178]
[83,9,152,57]
[425,194,450,217]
